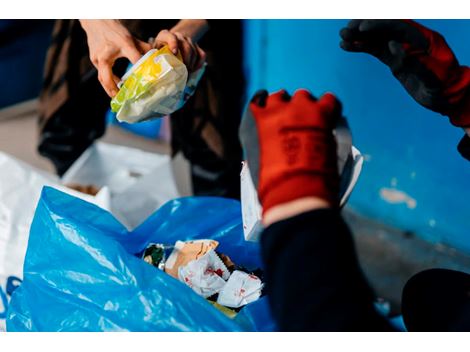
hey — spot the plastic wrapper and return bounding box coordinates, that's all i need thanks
[241,117,364,242]
[142,243,170,270]
[7,188,276,331]
[178,249,230,298]
[110,46,205,123]
[164,239,219,279]
[217,271,263,309]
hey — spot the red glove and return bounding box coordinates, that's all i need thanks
[239,89,341,214]
[340,20,470,127]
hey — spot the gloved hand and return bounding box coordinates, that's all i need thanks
[239,89,341,215]
[340,20,470,127]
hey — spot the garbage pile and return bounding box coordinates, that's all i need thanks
[141,239,264,316]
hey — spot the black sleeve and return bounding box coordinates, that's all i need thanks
[261,208,396,331]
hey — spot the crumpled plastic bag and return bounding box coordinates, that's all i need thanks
[110,46,205,123]
[6,187,276,332]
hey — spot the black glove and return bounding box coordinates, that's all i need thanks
[340,19,470,127]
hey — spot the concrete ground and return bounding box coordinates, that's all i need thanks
[2,100,470,315]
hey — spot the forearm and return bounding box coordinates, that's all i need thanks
[170,19,209,43]
[261,208,395,331]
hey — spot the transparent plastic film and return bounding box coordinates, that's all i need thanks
[110,45,205,123]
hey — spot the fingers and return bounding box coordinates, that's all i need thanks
[194,45,206,70]
[120,40,146,64]
[179,35,198,71]
[318,93,342,120]
[346,19,363,30]
[136,39,152,55]
[98,62,120,97]
[340,40,369,52]
[250,90,269,107]
[267,89,291,105]
[155,30,179,54]
[291,89,316,101]
[358,19,404,33]
[339,20,374,53]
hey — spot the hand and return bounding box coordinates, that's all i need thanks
[239,89,341,221]
[153,29,206,73]
[80,20,152,97]
[340,20,470,127]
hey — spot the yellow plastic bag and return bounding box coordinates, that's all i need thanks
[110,46,205,123]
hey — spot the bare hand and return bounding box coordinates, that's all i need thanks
[80,19,152,97]
[154,29,206,73]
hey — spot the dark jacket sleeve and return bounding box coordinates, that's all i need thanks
[261,208,395,331]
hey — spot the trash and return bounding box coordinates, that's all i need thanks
[165,241,264,307]
[178,249,230,298]
[65,183,100,196]
[241,134,364,242]
[217,252,236,273]
[208,301,237,319]
[0,142,179,331]
[164,239,219,279]
[7,189,276,331]
[110,46,205,123]
[61,142,180,229]
[142,243,170,270]
[217,271,263,309]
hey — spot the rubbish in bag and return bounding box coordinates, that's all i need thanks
[142,239,264,308]
[110,46,205,123]
[178,249,230,298]
[208,301,237,319]
[65,183,100,196]
[164,239,219,279]
[217,252,236,273]
[7,188,276,331]
[61,142,180,230]
[217,271,263,309]
[142,243,172,270]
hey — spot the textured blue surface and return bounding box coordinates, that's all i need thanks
[7,187,275,331]
[243,19,470,253]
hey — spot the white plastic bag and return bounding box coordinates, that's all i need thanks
[0,142,180,330]
[61,142,180,230]
[0,153,110,331]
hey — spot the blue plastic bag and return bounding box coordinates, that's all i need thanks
[7,187,276,332]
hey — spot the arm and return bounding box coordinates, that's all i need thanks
[239,89,395,331]
[340,20,470,139]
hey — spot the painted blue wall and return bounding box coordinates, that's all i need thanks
[243,20,470,253]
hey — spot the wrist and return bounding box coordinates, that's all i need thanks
[259,173,339,217]
[170,19,209,43]
[263,197,331,227]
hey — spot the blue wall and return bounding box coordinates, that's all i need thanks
[244,20,470,253]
